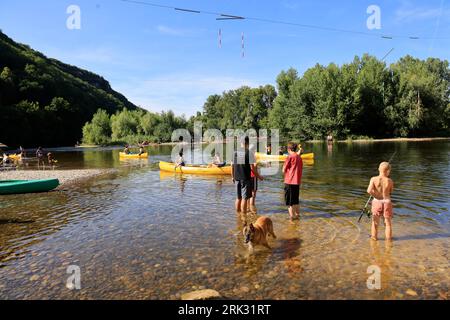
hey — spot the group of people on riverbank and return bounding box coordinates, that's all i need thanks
[232,136,394,241]
[0,146,57,169]
[32,147,58,168]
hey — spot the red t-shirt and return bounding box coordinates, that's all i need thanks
[284,153,303,185]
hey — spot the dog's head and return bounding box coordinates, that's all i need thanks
[243,223,255,244]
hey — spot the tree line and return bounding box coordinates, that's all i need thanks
[189,54,449,140]
[83,54,449,146]
[3,28,448,148]
[82,108,189,145]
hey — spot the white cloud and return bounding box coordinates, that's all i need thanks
[155,25,204,37]
[71,48,116,64]
[115,74,266,116]
[281,1,300,10]
[44,46,122,66]
[394,1,450,23]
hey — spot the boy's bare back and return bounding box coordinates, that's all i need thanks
[368,175,393,200]
[367,161,394,200]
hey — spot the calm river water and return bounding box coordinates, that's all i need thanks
[0,141,449,299]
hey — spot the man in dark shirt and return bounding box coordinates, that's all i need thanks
[231,136,263,214]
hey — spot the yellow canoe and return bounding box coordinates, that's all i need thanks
[255,152,314,161]
[8,154,21,160]
[159,161,232,175]
[119,152,148,159]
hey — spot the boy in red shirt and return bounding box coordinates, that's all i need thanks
[282,142,303,220]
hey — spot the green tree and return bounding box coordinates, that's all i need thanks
[140,111,161,137]
[268,68,298,136]
[111,108,141,141]
[82,109,112,145]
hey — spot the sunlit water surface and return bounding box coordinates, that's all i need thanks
[0,141,449,299]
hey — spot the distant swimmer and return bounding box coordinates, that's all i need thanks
[367,162,394,241]
[327,132,333,143]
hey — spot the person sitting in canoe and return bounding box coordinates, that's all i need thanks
[123,145,131,155]
[1,153,12,165]
[208,152,226,168]
[138,146,145,156]
[296,144,304,156]
[281,146,290,156]
[266,144,272,155]
[175,151,185,168]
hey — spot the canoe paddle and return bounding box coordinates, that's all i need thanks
[358,151,397,223]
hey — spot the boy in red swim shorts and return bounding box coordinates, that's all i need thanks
[367,162,394,241]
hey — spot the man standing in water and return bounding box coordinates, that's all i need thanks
[283,142,303,221]
[367,162,394,241]
[36,146,44,167]
[231,137,263,214]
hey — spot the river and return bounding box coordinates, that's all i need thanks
[0,140,449,299]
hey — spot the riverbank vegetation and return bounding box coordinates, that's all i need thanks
[82,108,189,145]
[82,54,449,145]
[190,54,450,140]
[0,31,137,147]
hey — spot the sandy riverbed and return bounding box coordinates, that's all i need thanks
[0,169,116,186]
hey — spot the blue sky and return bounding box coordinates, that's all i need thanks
[0,0,449,116]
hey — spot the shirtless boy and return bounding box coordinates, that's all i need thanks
[367,162,394,241]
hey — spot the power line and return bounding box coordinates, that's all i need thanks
[120,0,450,41]
[381,48,395,61]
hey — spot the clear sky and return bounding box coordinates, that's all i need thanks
[0,0,449,116]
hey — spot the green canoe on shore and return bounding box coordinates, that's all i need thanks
[0,179,60,195]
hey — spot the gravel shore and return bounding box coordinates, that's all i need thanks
[0,169,116,186]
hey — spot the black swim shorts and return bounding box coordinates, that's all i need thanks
[236,180,252,200]
[284,184,300,206]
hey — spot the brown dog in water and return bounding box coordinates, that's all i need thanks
[243,216,277,252]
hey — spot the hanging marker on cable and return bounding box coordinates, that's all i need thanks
[218,28,222,48]
[241,32,244,58]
